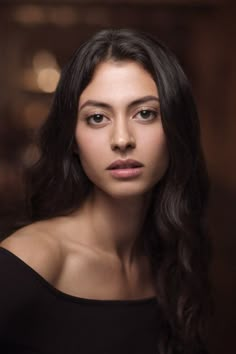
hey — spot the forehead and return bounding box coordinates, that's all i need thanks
[79,60,158,108]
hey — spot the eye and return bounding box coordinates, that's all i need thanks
[135,109,158,121]
[86,114,109,126]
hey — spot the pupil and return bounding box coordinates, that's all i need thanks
[141,110,150,118]
[94,114,103,122]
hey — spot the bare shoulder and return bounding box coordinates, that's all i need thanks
[0,220,63,283]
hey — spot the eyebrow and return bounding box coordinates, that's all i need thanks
[79,95,160,112]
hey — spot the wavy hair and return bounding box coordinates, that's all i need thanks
[23,29,212,354]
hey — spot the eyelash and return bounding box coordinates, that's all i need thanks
[85,114,108,125]
[136,109,159,120]
[85,109,159,126]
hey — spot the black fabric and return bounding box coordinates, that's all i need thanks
[0,247,161,354]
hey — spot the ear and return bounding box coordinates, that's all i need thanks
[70,136,78,154]
[72,141,79,155]
[73,146,79,155]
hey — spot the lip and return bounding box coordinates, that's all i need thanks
[108,167,143,179]
[106,159,144,170]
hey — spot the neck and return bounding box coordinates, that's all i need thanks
[71,188,152,266]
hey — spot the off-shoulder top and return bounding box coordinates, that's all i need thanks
[0,247,161,354]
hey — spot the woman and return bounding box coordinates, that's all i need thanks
[0,28,213,354]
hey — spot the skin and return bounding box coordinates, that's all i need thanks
[1,60,169,300]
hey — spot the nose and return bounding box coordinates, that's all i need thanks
[110,119,136,152]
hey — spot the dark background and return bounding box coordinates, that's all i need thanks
[0,1,235,353]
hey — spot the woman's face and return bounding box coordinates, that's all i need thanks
[75,60,169,199]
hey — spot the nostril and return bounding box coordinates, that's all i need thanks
[111,140,136,151]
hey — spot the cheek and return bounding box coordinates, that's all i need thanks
[75,128,101,156]
[141,129,169,172]
[139,127,168,156]
[75,129,107,175]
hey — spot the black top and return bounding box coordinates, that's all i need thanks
[0,247,161,354]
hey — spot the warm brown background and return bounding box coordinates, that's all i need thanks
[0,1,235,353]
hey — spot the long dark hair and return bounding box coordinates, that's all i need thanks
[25,29,212,354]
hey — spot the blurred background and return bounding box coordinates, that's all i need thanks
[0,0,235,353]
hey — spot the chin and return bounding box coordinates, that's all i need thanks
[96,183,154,201]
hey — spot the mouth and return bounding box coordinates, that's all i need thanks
[106,159,144,179]
[106,159,144,170]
